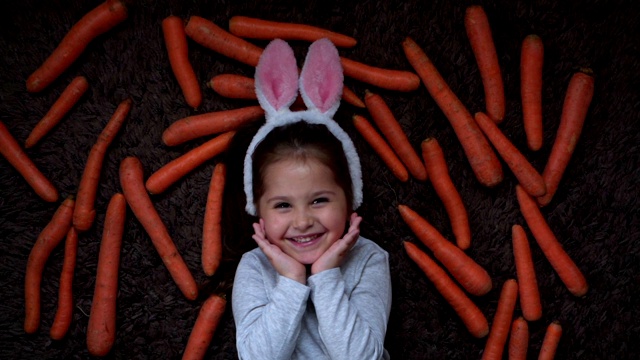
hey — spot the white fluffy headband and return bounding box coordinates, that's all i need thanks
[243,38,363,216]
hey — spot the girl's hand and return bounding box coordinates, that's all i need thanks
[310,213,362,275]
[252,219,307,284]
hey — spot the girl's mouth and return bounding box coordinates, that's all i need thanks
[287,233,322,244]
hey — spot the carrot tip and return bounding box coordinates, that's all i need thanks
[572,286,589,297]
[186,290,199,301]
[578,67,594,76]
[50,333,65,341]
[24,323,39,334]
[476,327,490,338]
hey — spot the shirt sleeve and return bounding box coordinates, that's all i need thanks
[232,252,311,360]
[307,246,392,360]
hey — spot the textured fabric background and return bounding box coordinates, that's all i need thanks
[1,0,638,359]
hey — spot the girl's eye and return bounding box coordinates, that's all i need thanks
[312,197,329,205]
[274,202,291,209]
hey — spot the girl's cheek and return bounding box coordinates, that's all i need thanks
[263,217,286,242]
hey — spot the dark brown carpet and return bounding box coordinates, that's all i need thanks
[1,0,638,359]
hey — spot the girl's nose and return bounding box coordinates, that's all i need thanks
[293,209,313,230]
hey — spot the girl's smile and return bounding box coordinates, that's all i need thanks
[257,157,348,265]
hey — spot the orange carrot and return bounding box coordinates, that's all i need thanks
[182,294,227,360]
[26,0,128,92]
[364,90,427,181]
[511,224,542,321]
[24,196,75,334]
[508,316,529,360]
[146,131,235,194]
[186,16,417,92]
[207,73,364,108]
[86,193,126,357]
[521,34,544,151]
[228,15,357,48]
[49,227,79,340]
[421,137,471,250]
[341,85,366,108]
[162,15,202,110]
[352,114,409,182]
[202,163,226,276]
[398,204,492,296]
[73,98,132,232]
[185,16,263,67]
[402,36,503,187]
[208,74,256,99]
[516,185,588,297]
[474,111,546,197]
[340,57,421,92]
[465,5,505,123]
[538,321,562,360]
[0,121,59,202]
[25,76,89,148]
[404,241,489,338]
[482,279,519,360]
[119,157,199,300]
[537,70,594,207]
[162,106,262,146]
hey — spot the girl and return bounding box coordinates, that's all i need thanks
[228,39,392,359]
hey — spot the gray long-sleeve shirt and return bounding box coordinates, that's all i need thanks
[232,236,392,360]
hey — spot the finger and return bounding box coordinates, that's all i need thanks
[253,221,265,237]
[350,211,361,223]
[252,233,266,248]
[322,229,358,264]
[252,233,269,250]
[347,215,362,233]
[338,225,361,249]
[252,222,261,235]
[253,234,283,263]
[343,228,360,246]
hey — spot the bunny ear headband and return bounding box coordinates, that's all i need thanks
[243,38,363,216]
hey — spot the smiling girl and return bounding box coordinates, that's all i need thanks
[226,39,392,359]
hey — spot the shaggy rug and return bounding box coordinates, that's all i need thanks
[1,0,638,359]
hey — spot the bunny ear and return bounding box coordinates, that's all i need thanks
[255,39,299,115]
[299,38,343,116]
[244,39,362,216]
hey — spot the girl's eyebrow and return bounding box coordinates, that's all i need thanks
[264,190,337,203]
[311,190,336,198]
[265,195,289,204]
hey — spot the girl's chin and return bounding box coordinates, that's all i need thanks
[291,253,321,265]
[290,248,329,265]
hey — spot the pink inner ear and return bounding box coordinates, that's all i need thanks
[301,39,343,113]
[262,73,290,107]
[255,39,299,111]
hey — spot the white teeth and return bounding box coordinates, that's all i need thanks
[290,235,317,243]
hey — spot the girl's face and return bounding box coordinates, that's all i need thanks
[257,157,349,265]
